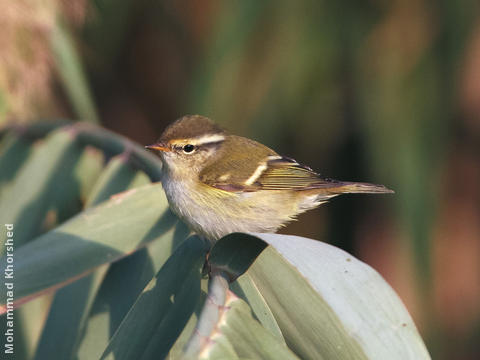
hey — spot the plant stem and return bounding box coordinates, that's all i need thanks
[183,271,229,357]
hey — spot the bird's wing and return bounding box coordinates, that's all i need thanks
[255,157,334,190]
[201,149,393,195]
[199,135,278,191]
[258,157,393,194]
[199,140,338,192]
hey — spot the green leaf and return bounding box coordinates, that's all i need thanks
[85,154,150,207]
[208,232,285,343]
[0,182,176,310]
[208,232,267,281]
[50,20,100,124]
[0,124,164,183]
[0,133,33,195]
[34,156,151,360]
[230,274,285,344]
[33,267,109,360]
[72,145,106,206]
[239,233,431,360]
[74,124,163,181]
[166,283,209,360]
[0,129,104,253]
[99,235,209,360]
[76,225,189,360]
[200,293,299,360]
[11,295,52,360]
[75,159,189,360]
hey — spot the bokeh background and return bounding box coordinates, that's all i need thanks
[1,1,479,359]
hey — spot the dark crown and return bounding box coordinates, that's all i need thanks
[160,115,225,142]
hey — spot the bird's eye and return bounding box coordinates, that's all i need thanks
[182,144,195,153]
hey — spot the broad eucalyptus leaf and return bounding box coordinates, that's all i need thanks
[100,235,209,360]
[0,129,104,253]
[35,155,152,360]
[185,233,429,359]
[208,232,267,281]
[0,133,33,195]
[237,233,431,360]
[0,182,177,310]
[198,292,299,360]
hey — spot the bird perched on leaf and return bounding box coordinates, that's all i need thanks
[146,115,393,243]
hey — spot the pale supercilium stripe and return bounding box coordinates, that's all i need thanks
[189,134,226,145]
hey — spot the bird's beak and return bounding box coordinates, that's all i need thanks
[145,143,171,152]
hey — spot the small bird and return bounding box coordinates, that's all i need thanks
[146,115,393,243]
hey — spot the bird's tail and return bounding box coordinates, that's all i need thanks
[309,180,394,203]
[327,181,394,194]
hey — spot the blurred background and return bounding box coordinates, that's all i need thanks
[0,0,479,358]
